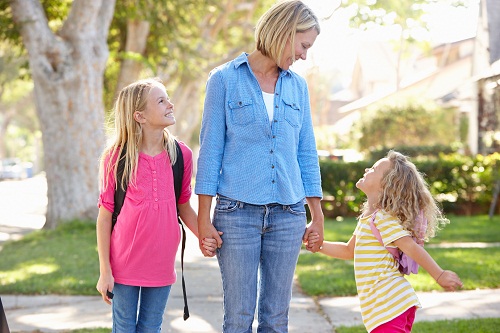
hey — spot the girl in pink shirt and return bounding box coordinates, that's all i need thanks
[96,77,218,332]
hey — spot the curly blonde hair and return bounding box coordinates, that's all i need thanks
[366,150,449,241]
[99,77,177,192]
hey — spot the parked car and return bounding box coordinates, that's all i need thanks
[0,158,27,180]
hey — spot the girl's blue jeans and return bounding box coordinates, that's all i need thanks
[112,283,171,333]
[213,195,307,333]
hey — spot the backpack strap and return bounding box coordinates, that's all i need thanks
[112,146,127,231]
[172,140,190,321]
[111,140,190,321]
[369,210,400,259]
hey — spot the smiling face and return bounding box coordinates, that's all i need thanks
[278,28,318,70]
[356,158,392,197]
[136,83,175,128]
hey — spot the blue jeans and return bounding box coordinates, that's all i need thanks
[112,283,171,333]
[213,196,307,333]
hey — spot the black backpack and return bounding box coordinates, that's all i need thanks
[112,140,190,320]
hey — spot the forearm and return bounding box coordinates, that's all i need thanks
[396,237,443,281]
[318,241,354,260]
[96,209,112,274]
[197,195,213,223]
[178,202,199,238]
[306,197,324,223]
[407,243,443,280]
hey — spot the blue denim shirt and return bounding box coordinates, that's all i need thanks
[195,53,322,205]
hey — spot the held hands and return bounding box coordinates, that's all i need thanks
[436,270,463,292]
[304,231,322,252]
[200,231,223,257]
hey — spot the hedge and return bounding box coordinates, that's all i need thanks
[320,152,500,217]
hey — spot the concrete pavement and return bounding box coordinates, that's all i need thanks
[1,176,500,332]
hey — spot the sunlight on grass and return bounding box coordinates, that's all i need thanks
[0,261,58,284]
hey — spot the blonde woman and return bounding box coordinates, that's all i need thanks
[196,1,324,331]
[309,150,463,332]
[95,78,218,332]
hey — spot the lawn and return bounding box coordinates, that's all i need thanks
[0,216,499,333]
[336,318,500,333]
[296,214,500,297]
[0,215,499,296]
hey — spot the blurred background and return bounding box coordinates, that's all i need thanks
[1,0,499,227]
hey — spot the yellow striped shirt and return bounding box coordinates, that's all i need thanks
[354,210,421,332]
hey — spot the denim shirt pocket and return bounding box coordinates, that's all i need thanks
[228,99,255,125]
[283,99,301,128]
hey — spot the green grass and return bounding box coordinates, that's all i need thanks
[336,317,500,333]
[297,214,500,297]
[323,214,500,244]
[0,221,99,295]
[0,215,499,296]
[61,318,500,333]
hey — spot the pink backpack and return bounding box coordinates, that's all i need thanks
[369,210,427,275]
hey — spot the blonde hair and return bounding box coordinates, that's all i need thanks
[99,77,177,192]
[255,0,320,65]
[365,150,449,241]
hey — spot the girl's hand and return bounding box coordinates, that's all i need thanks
[201,231,223,257]
[96,273,114,305]
[436,270,463,291]
[305,232,320,252]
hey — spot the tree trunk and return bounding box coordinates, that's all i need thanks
[11,0,116,228]
[114,19,151,98]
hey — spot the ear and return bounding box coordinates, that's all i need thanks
[134,111,146,123]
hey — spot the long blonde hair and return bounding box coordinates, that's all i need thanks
[99,77,177,192]
[366,150,449,241]
[255,0,320,66]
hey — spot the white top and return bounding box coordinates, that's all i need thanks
[262,91,274,124]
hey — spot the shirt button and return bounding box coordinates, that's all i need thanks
[270,150,273,154]
[275,105,278,108]
[274,119,278,122]
[152,170,156,174]
[154,188,157,191]
[272,180,275,184]
[155,198,158,202]
[239,101,242,106]
[272,135,276,138]
[271,165,275,169]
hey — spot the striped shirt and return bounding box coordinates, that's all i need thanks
[354,210,421,332]
[195,52,322,205]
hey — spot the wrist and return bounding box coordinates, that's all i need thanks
[436,270,446,283]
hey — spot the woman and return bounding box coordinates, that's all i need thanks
[195,1,324,332]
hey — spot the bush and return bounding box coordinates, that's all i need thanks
[320,152,500,217]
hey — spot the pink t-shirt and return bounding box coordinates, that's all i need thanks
[98,141,193,287]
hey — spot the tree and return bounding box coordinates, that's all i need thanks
[357,100,457,152]
[9,0,116,228]
[105,0,272,143]
[341,0,430,90]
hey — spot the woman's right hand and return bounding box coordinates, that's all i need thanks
[201,231,224,257]
[96,273,114,305]
[198,218,223,257]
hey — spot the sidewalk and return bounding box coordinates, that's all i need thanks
[3,227,500,332]
[2,177,500,332]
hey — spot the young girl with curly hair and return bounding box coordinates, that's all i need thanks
[308,150,463,332]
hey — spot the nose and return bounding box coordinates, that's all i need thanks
[300,50,307,60]
[364,168,369,172]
